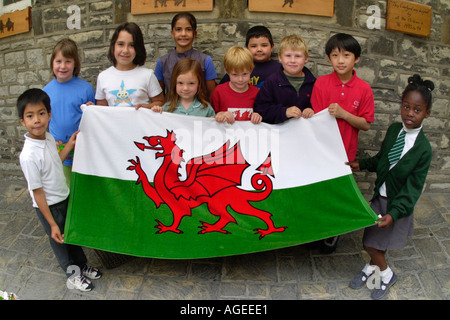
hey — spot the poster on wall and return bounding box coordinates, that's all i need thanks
[0,7,31,39]
[249,0,334,17]
[131,0,213,15]
[386,0,432,37]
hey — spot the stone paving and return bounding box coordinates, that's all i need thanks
[0,177,448,300]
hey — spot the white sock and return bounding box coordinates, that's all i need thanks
[362,263,377,276]
[380,266,393,285]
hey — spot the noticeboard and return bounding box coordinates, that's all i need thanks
[0,7,31,39]
[248,0,335,17]
[131,0,213,15]
[386,0,432,37]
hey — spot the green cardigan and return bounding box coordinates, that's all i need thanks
[359,122,432,221]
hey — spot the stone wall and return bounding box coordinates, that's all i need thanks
[0,0,449,195]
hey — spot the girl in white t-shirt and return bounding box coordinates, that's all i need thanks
[95,22,165,109]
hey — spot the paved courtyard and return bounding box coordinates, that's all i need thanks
[0,177,448,301]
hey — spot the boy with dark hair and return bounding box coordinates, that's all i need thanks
[311,33,375,253]
[18,88,102,292]
[325,32,361,60]
[220,25,280,88]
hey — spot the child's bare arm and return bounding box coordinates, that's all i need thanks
[96,99,108,106]
[59,130,79,162]
[33,188,64,244]
[135,93,166,110]
[206,80,217,101]
[328,103,371,131]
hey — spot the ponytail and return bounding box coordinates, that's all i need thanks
[401,74,434,110]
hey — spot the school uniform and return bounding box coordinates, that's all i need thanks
[20,132,87,273]
[359,122,432,250]
[162,98,215,117]
[311,71,375,161]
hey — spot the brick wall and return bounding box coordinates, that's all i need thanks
[0,0,449,195]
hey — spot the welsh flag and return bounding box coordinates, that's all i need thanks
[64,106,377,259]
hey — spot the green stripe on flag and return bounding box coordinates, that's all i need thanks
[65,172,377,259]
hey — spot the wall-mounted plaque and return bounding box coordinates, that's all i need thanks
[131,0,213,15]
[386,0,432,37]
[249,0,334,17]
[0,7,31,39]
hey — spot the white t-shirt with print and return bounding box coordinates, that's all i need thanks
[95,65,162,107]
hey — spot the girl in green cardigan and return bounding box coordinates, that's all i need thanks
[346,74,434,299]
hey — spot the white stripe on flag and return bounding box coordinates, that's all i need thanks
[73,105,350,190]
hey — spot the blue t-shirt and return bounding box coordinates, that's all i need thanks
[43,77,95,165]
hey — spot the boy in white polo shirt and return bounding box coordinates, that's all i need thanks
[18,88,101,292]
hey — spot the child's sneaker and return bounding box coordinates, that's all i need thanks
[82,265,102,280]
[67,275,94,292]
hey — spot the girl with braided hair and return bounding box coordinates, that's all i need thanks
[346,74,434,299]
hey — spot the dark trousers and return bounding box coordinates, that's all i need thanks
[35,197,87,277]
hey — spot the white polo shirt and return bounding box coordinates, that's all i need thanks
[20,132,69,208]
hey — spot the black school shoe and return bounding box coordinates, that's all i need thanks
[371,272,398,300]
[319,236,339,254]
[349,271,372,289]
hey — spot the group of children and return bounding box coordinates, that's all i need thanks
[17,12,434,299]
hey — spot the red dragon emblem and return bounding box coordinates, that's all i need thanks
[127,130,286,239]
